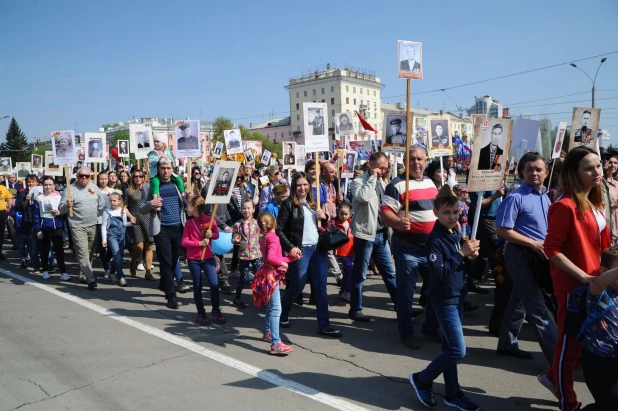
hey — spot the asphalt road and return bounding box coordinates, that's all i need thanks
[0,243,592,410]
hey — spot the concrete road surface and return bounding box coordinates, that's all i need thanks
[0,244,591,410]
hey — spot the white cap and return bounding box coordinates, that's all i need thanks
[154,133,167,143]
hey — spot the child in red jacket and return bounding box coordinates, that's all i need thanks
[334,201,354,302]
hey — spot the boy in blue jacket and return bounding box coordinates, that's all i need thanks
[410,185,481,411]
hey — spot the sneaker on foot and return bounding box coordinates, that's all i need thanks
[103,270,110,280]
[165,297,179,309]
[280,319,290,328]
[410,373,436,408]
[270,341,293,355]
[339,291,351,302]
[110,274,119,283]
[245,272,255,283]
[79,274,87,284]
[88,281,98,290]
[220,280,234,294]
[59,273,71,281]
[262,332,272,343]
[21,260,27,268]
[444,390,480,411]
[119,277,127,287]
[42,271,50,280]
[196,313,210,325]
[348,312,371,322]
[211,309,226,324]
[537,372,559,400]
[137,263,145,271]
[232,298,247,309]
[178,283,191,293]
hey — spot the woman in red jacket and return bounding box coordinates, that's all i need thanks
[543,146,610,410]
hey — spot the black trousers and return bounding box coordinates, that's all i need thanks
[40,228,66,272]
[154,225,183,299]
[581,349,618,410]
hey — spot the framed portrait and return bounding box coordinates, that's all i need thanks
[552,122,568,159]
[203,160,241,204]
[467,118,513,192]
[295,144,306,168]
[31,154,43,171]
[398,40,422,80]
[341,151,357,178]
[85,132,107,163]
[175,119,201,158]
[382,114,407,152]
[269,157,277,167]
[282,141,296,169]
[303,102,329,152]
[117,140,130,158]
[44,151,63,176]
[336,112,357,135]
[224,129,243,155]
[50,130,77,165]
[569,107,601,151]
[244,140,263,156]
[16,162,31,178]
[261,149,272,166]
[129,124,154,160]
[40,195,61,213]
[0,157,12,174]
[243,149,254,164]
[427,117,452,158]
[212,141,224,158]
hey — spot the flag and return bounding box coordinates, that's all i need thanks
[355,111,378,134]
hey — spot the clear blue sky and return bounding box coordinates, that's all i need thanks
[1,0,617,144]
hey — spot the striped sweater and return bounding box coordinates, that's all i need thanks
[59,182,106,228]
[380,175,437,243]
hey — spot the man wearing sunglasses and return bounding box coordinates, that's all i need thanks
[59,168,106,289]
[258,167,283,212]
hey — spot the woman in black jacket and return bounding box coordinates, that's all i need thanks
[276,172,341,337]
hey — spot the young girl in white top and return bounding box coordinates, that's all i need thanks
[102,192,129,286]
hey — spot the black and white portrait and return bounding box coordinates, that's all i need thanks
[384,115,406,147]
[302,102,329,152]
[129,124,154,160]
[175,120,201,158]
[341,151,357,178]
[137,132,150,149]
[224,129,243,155]
[478,123,506,171]
[16,162,30,178]
[51,130,77,164]
[88,139,103,158]
[296,145,306,168]
[118,140,129,157]
[337,112,356,135]
[571,107,600,146]
[428,118,451,157]
[43,200,54,212]
[213,168,233,197]
[213,142,224,158]
[85,132,107,163]
[32,155,42,170]
[244,149,254,164]
[283,142,296,169]
[0,157,12,173]
[398,40,423,80]
[308,107,325,136]
[204,161,241,204]
[261,149,272,166]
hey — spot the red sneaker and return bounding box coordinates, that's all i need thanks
[262,332,272,343]
[196,313,209,326]
[270,341,293,355]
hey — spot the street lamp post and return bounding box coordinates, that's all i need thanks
[570,58,607,108]
[1,116,9,120]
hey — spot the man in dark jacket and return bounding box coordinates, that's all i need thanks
[13,174,40,270]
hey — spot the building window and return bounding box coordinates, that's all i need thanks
[295,92,299,98]
[289,131,292,136]
[374,101,376,108]
[330,97,334,104]
[296,115,300,121]
[360,88,363,95]
[354,98,356,105]
[332,122,335,128]
[361,100,363,105]
[346,97,349,104]
[331,110,335,116]
[374,113,377,119]
[346,85,349,92]
[304,91,307,97]
[373,91,376,97]
[296,103,299,110]
[297,126,300,131]
[313,89,316,96]
[321,88,325,94]
[353,87,356,94]
[331,86,334,92]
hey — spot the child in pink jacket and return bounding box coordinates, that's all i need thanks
[182,196,225,325]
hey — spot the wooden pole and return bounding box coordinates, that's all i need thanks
[404,79,411,218]
[547,160,556,191]
[470,194,483,240]
[187,158,192,195]
[439,155,445,187]
[65,165,73,217]
[315,155,321,228]
[200,203,219,260]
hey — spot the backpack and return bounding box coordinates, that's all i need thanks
[565,284,614,341]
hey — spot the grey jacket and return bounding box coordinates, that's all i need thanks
[59,182,106,228]
[138,182,186,236]
[350,171,385,241]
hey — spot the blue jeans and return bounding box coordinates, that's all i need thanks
[17,233,39,268]
[236,258,262,297]
[338,256,354,294]
[392,235,439,338]
[107,217,126,278]
[281,244,331,331]
[188,259,220,314]
[349,231,397,314]
[265,284,282,344]
[419,298,465,397]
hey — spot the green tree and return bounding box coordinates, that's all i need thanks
[0,117,30,163]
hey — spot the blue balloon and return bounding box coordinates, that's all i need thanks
[211,231,233,255]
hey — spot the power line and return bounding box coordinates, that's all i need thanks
[508,96,618,110]
[512,106,618,117]
[505,89,618,106]
[380,50,618,101]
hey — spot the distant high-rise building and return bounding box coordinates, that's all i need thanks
[599,129,612,149]
[467,95,503,118]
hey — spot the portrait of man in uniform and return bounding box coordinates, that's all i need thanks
[430,120,450,149]
[226,130,241,149]
[309,108,324,136]
[32,155,42,170]
[89,139,103,158]
[0,158,11,173]
[214,142,223,156]
[574,110,594,143]
[386,117,406,146]
[55,134,72,159]
[478,123,505,170]
[17,163,29,178]
[213,169,233,196]
[177,124,198,150]
[284,143,295,165]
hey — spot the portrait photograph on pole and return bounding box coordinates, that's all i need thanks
[336,112,356,135]
[31,154,43,171]
[203,160,241,204]
[224,129,243,155]
[84,132,107,163]
[243,149,254,164]
[16,162,31,178]
[129,124,153,160]
[467,118,513,192]
[552,121,568,159]
[175,119,201,158]
[0,157,12,173]
[295,144,306,168]
[341,150,357,178]
[382,114,407,152]
[398,40,422,80]
[212,141,224,158]
[117,140,130,157]
[261,149,272,166]
[303,102,329,152]
[569,107,601,150]
[50,130,77,164]
[282,141,296,169]
[427,117,452,158]
[44,151,63,176]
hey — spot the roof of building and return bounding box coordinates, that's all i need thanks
[249,117,291,129]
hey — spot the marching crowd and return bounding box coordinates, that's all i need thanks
[1,144,618,411]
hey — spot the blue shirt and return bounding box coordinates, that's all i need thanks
[159,181,182,226]
[264,200,279,218]
[311,184,328,207]
[495,183,550,242]
[469,190,502,218]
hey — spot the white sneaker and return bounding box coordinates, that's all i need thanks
[110,274,118,283]
[137,263,145,271]
[42,271,50,280]
[537,372,559,400]
[79,274,87,284]
[59,273,71,281]
[119,277,127,287]
[103,270,110,280]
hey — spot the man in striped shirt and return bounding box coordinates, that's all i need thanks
[380,145,439,349]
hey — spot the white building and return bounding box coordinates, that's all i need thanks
[285,64,385,143]
[467,95,503,118]
[599,129,612,149]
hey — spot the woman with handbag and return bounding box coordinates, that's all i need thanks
[276,172,342,338]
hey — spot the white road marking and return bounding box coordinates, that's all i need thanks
[0,269,370,411]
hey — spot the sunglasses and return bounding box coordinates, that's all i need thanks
[133,175,144,178]
[194,172,201,175]
[78,174,91,179]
